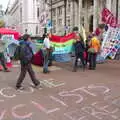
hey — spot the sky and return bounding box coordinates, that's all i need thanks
[0,0,9,10]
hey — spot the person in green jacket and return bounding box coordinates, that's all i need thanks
[0,34,10,72]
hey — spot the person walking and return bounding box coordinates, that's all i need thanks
[73,35,86,72]
[88,34,100,70]
[15,34,40,90]
[0,34,10,72]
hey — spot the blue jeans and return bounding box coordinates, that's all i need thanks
[42,50,49,72]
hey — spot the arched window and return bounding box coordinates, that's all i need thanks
[36,26,38,34]
[90,0,94,6]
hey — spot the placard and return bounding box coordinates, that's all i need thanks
[100,27,120,59]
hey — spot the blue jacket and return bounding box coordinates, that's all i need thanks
[74,41,85,54]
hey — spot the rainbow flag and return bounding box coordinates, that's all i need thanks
[51,33,76,62]
[51,33,76,54]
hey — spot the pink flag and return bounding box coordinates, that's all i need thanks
[101,8,118,27]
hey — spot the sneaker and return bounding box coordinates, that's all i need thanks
[72,68,77,72]
[83,67,85,71]
[35,84,42,89]
[89,67,95,70]
[16,86,24,90]
[43,70,50,74]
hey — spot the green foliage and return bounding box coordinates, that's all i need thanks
[0,20,5,28]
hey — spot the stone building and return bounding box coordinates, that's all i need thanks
[5,0,42,35]
[5,0,120,36]
[47,0,120,35]
[0,5,4,18]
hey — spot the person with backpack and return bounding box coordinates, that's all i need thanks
[15,34,40,90]
[0,34,10,72]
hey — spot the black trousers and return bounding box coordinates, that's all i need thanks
[0,53,8,70]
[16,63,40,88]
[89,53,97,69]
[74,52,85,69]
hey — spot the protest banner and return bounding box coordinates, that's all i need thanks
[51,33,76,62]
[100,27,120,59]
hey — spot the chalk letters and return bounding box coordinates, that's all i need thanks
[31,101,60,114]
[59,91,83,104]
[12,104,33,119]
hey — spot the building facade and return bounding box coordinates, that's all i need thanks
[5,0,120,36]
[6,0,42,36]
[0,5,4,19]
[48,0,120,35]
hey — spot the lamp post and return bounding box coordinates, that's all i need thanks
[50,0,52,34]
[45,0,52,34]
[116,0,118,23]
[64,0,67,35]
[44,0,52,34]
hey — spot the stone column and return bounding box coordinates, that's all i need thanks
[71,1,74,29]
[27,0,34,22]
[56,7,58,34]
[84,0,89,31]
[63,4,65,34]
[106,0,112,11]
[93,0,98,31]
[118,0,120,20]
[74,1,79,26]
[78,0,82,29]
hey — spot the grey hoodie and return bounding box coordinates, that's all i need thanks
[0,39,5,53]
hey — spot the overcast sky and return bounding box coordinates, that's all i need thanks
[0,0,9,10]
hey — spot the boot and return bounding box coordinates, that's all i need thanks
[72,67,77,72]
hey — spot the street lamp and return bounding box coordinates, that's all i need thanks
[45,0,52,34]
[64,0,67,35]
[116,0,118,23]
[50,0,52,34]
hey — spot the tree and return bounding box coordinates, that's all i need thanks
[0,20,5,28]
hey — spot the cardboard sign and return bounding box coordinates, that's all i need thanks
[101,27,120,59]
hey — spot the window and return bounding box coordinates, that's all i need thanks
[53,20,56,26]
[20,7,22,22]
[68,3,71,12]
[53,20,56,33]
[67,19,70,26]
[52,8,56,16]
[90,0,94,6]
[82,17,84,27]
[36,26,38,34]
[37,7,40,18]
[82,0,85,8]
[58,19,62,25]
[58,6,62,15]
[89,15,93,32]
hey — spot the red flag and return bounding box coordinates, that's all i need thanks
[101,8,118,27]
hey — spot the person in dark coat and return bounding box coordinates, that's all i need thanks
[73,36,86,72]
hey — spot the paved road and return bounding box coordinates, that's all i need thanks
[0,61,120,120]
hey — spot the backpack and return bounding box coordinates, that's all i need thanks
[14,45,21,60]
[14,42,34,64]
[20,43,34,64]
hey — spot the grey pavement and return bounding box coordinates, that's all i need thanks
[0,61,120,120]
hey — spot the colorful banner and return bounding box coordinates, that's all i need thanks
[50,33,76,62]
[2,35,19,49]
[51,33,76,54]
[100,27,120,59]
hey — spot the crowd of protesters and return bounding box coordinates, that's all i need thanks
[0,24,106,90]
